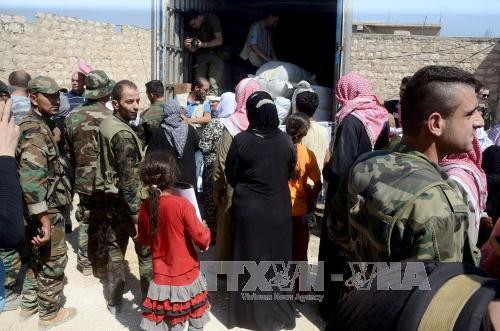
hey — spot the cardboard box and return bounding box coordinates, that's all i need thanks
[173,83,191,96]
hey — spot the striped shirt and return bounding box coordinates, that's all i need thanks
[55,90,86,119]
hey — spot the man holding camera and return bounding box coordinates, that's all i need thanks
[183,9,224,96]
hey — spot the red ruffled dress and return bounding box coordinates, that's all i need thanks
[137,195,211,330]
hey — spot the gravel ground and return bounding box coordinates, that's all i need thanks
[0,200,327,331]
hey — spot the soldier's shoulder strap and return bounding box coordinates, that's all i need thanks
[100,116,144,157]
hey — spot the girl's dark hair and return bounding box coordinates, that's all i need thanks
[139,151,179,239]
[285,112,310,180]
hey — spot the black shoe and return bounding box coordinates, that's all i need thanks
[107,303,122,315]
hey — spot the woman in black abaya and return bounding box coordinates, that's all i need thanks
[225,91,297,331]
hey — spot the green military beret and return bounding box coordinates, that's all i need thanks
[84,70,115,99]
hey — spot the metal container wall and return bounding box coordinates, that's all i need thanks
[153,0,220,97]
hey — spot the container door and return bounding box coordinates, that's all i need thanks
[153,0,220,97]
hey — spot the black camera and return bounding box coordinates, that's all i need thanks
[191,38,201,49]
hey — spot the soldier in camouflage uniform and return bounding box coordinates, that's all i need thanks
[64,70,114,276]
[16,76,76,327]
[138,80,165,146]
[96,80,152,314]
[327,66,484,270]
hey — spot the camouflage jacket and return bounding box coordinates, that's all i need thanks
[98,113,144,215]
[139,100,165,145]
[328,142,479,265]
[64,102,111,195]
[17,109,72,215]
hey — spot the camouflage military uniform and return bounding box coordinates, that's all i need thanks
[328,142,478,265]
[139,99,165,145]
[64,102,111,273]
[0,247,22,307]
[97,113,152,306]
[17,90,73,321]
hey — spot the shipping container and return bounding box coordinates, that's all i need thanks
[151,0,351,117]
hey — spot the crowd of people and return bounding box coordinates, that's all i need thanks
[1,12,500,331]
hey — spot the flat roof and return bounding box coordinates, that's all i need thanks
[353,21,441,29]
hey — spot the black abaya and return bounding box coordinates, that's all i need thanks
[225,129,297,331]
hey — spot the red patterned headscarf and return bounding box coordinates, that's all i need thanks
[222,78,260,136]
[335,73,388,148]
[440,135,488,227]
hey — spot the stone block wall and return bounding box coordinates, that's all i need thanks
[0,13,152,107]
[350,34,500,117]
[3,13,500,116]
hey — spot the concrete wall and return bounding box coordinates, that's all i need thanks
[0,13,151,107]
[350,34,500,116]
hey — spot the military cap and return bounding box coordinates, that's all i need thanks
[84,70,115,99]
[28,76,66,94]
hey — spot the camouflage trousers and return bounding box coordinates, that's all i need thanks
[96,197,152,306]
[75,194,97,271]
[0,247,22,299]
[21,210,68,320]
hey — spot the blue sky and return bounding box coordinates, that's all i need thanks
[353,0,500,37]
[1,0,499,37]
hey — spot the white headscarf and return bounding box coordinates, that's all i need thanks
[476,127,494,151]
[216,92,236,118]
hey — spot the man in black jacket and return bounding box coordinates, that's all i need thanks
[0,98,24,312]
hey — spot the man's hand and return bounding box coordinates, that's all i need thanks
[131,214,139,240]
[0,99,20,157]
[184,38,198,53]
[52,127,62,144]
[32,214,51,246]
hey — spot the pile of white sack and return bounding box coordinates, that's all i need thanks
[255,61,333,123]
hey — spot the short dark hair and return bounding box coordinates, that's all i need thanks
[401,65,478,136]
[145,80,164,97]
[286,112,310,144]
[8,70,31,88]
[401,76,412,85]
[191,77,209,91]
[185,9,200,23]
[296,91,319,117]
[112,80,138,101]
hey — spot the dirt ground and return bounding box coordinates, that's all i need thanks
[0,199,327,331]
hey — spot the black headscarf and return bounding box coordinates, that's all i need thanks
[245,91,280,136]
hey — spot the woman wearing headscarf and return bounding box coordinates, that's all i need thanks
[199,92,236,243]
[147,99,200,189]
[212,78,260,261]
[226,91,297,331]
[318,72,390,318]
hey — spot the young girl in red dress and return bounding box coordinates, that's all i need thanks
[137,151,211,330]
